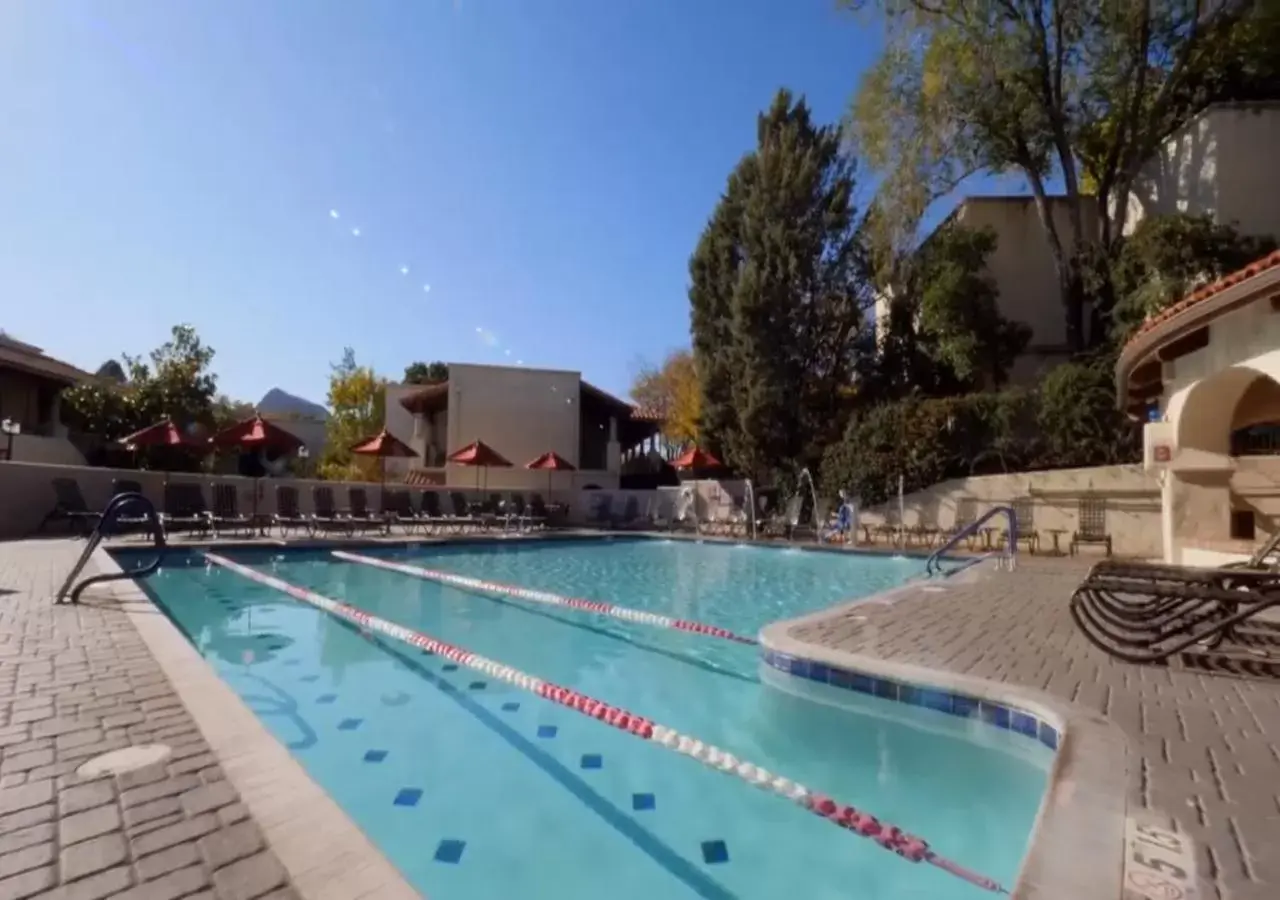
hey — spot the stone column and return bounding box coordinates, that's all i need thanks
[606,416,621,474]
[410,413,427,463]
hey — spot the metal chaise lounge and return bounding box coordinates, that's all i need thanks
[381,489,420,535]
[448,492,483,531]
[507,493,542,531]
[161,483,212,538]
[36,477,102,536]
[418,491,456,533]
[1069,556,1280,671]
[346,488,383,534]
[273,486,311,537]
[588,494,615,530]
[311,487,353,535]
[210,484,255,538]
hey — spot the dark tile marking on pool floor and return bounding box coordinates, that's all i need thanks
[537,725,557,739]
[502,702,520,712]
[633,793,655,811]
[316,693,337,704]
[394,788,423,807]
[701,841,729,865]
[469,681,487,690]
[443,663,459,672]
[581,754,603,770]
[365,750,388,763]
[434,840,466,864]
[338,717,363,730]
[301,674,320,682]
[338,624,735,900]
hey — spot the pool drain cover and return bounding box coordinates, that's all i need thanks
[76,744,172,779]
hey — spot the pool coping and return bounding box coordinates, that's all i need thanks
[85,546,424,900]
[759,556,1131,900]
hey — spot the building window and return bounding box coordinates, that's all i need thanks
[1230,509,1256,542]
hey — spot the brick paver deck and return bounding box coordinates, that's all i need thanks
[0,540,299,900]
[788,556,1280,900]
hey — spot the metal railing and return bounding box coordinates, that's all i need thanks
[925,505,1016,577]
[54,492,166,604]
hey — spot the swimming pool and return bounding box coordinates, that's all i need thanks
[125,537,1052,900]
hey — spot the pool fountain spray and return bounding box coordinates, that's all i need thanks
[742,478,758,540]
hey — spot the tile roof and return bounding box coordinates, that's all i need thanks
[1127,249,1280,347]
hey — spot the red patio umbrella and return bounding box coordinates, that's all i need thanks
[117,418,205,490]
[351,428,418,507]
[209,415,306,518]
[447,440,512,492]
[672,447,723,471]
[525,450,576,496]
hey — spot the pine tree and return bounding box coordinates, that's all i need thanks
[688,89,866,483]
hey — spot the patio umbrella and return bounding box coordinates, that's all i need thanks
[209,415,305,518]
[525,450,577,497]
[447,440,512,492]
[117,417,206,491]
[672,447,723,471]
[350,428,418,508]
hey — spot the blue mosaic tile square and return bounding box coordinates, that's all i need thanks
[300,675,319,683]
[580,754,603,770]
[848,673,875,694]
[808,662,831,683]
[316,694,337,705]
[951,696,979,718]
[632,793,655,811]
[873,679,899,701]
[979,702,1011,729]
[897,685,921,706]
[393,788,422,807]
[701,840,729,865]
[828,667,854,690]
[364,750,388,763]
[337,718,362,731]
[919,690,954,715]
[789,658,812,679]
[434,840,465,864]
[502,702,520,712]
[1039,722,1059,750]
[537,725,558,739]
[1011,712,1039,738]
[442,664,459,672]
[468,681,486,691]
[772,653,795,673]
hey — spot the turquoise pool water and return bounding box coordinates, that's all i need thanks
[128,538,1052,900]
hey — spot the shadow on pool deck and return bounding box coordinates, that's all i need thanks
[783,555,1280,900]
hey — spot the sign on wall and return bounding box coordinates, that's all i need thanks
[1144,421,1176,471]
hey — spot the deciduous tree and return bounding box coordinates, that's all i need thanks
[629,350,701,452]
[318,348,386,481]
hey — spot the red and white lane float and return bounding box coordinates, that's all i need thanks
[203,551,1006,894]
[331,550,757,646]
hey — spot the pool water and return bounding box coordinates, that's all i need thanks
[131,539,1052,900]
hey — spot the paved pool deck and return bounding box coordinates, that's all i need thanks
[783,554,1280,900]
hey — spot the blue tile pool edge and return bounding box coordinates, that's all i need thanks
[758,649,1060,752]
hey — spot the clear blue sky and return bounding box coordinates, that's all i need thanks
[0,0,1002,406]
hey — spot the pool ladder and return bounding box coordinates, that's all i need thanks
[925,505,1017,576]
[54,492,167,604]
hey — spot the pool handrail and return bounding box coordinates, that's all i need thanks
[202,550,1008,894]
[925,505,1016,577]
[54,491,167,604]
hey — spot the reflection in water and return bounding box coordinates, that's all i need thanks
[228,671,319,751]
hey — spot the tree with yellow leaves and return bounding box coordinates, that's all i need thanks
[318,348,386,482]
[630,349,701,455]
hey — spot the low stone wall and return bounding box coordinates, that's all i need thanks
[857,464,1162,558]
[0,460,660,539]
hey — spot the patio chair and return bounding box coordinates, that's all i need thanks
[938,497,979,550]
[311,486,353,535]
[1069,559,1280,671]
[209,483,254,538]
[1070,496,1113,557]
[589,494,615,529]
[346,488,382,534]
[161,483,211,537]
[790,498,829,542]
[613,495,646,530]
[273,486,311,537]
[906,511,940,548]
[419,491,456,533]
[529,493,559,528]
[35,477,102,536]
[507,493,542,531]
[448,492,483,531]
[760,495,801,539]
[382,489,419,534]
[999,497,1040,554]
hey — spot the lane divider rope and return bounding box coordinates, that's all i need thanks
[331,550,758,646]
[203,551,1007,894]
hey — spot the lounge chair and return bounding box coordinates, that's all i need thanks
[107,479,152,537]
[311,486,353,535]
[273,486,311,537]
[613,495,646,530]
[161,483,211,537]
[507,493,542,531]
[381,489,419,534]
[1070,496,1112,557]
[939,497,979,550]
[210,483,254,538]
[36,477,102,536]
[420,491,457,533]
[588,494,615,529]
[999,497,1039,554]
[790,498,828,542]
[448,492,482,531]
[346,488,382,534]
[1070,559,1280,670]
[761,495,801,539]
[529,494,557,528]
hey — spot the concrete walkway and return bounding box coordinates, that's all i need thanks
[788,556,1280,900]
[0,540,298,900]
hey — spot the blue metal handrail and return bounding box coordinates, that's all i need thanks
[55,492,167,604]
[925,505,1016,577]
